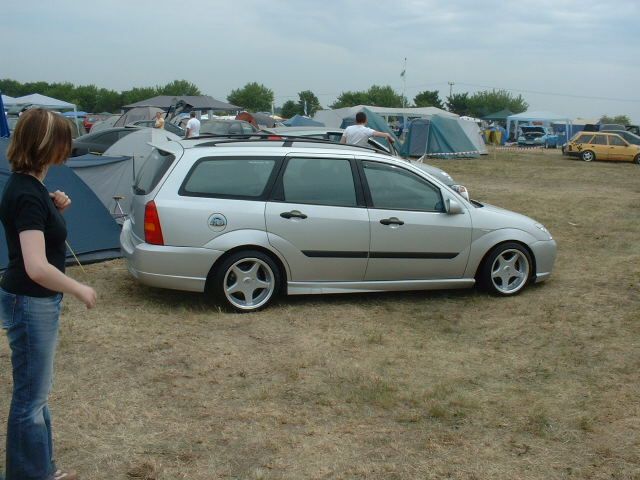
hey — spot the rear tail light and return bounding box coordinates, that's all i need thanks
[144,200,164,245]
[267,135,282,140]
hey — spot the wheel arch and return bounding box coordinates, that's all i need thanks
[474,239,537,282]
[204,244,289,293]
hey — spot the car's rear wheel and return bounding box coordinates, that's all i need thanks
[479,243,532,296]
[581,150,595,162]
[634,154,640,165]
[211,250,281,312]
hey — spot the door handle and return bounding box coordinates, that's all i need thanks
[280,210,307,219]
[380,217,404,226]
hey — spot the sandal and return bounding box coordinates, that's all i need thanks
[53,469,78,480]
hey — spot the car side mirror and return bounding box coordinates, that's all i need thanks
[445,197,463,214]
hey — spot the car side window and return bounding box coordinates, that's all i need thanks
[181,158,276,198]
[94,131,119,146]
[609,136,626,147]
[592,135,607,145]
[282,158,357,207]
[575,134,594,144]
[362,161,443,212]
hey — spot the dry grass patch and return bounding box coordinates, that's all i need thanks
[1,149,639,479]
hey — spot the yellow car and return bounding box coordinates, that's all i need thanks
[564,131,640,164]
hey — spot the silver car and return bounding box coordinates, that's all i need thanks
[121,137,557,312]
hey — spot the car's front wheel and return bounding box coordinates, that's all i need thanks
[479,243,532,296]
[581,150,595,162]
[210,250,281,312]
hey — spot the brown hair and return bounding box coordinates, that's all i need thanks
[6,108,72,174]
[355,112,367,124]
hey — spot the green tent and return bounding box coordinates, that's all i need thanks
[399,116,479,158]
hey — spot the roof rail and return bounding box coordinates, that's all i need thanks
[188,133,392,155]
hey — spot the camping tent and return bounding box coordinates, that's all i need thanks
[0,138,122,269]
[12,93,83,133]
[399,116,479,158]
[104,128,181,176]
[90,114,121,133]
[123,95,240,112]
[457,118,488,154]
[2,94,16,108]
[66,154,134,215]
[283,115,324,127]
[506,111,572,140]
[114,107,164,127]
[314,105,456,129]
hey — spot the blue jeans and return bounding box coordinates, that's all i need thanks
[1,288,62,480]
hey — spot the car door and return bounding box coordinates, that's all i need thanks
[591,134,609,160]
[607,134,633,161]
[360,160,472,281]
[265,154,370,282]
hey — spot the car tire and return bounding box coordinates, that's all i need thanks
[210,250,281,312]
[478,242,532,296]
[581,150,595,162]
[634,154,640,165]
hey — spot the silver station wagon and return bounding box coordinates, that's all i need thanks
[120,135,557,312]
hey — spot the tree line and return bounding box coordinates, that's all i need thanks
[0,79,201,113]
[2,78,631,124]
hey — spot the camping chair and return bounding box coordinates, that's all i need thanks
[112,195,127,223]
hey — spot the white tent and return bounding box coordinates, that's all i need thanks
[13,94,81,132]
[506,111,572,139]
[2,94,16,107]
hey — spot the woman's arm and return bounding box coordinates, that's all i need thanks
[19,230,97,308]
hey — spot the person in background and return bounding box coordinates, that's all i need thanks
[185,111,200,138]
[340,111,395,147]
[0,109,97,480]
[153,111,165,129]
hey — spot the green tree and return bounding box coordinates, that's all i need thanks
[413,90,444,109]
[280,100,299,119]
[227,82,274,112]
[599,115,631,125]
[297,90,321,116]
[467,89,528,118]
[331,90,369,109]
[331,85,405,109]
[0,78,28,97]
[366,85,405,107]
[159,79,201,96]
[446,92,471,116]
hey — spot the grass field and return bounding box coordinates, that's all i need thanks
[1,149,639,479]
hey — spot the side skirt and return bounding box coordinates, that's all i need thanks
[287,278,475,295]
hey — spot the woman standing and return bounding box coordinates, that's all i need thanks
[0,109,97,480]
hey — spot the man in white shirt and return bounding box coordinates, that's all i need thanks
[340,112,395,147]
[185,111,201,138]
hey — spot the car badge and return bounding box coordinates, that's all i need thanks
[208,213,227,232]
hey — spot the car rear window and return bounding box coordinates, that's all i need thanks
[134,148,176,195]
[181,158,276,198]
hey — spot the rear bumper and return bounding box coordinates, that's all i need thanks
[120,220,222,292]
[530,239,557,283]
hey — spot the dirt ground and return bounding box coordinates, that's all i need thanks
[1,148,639,479]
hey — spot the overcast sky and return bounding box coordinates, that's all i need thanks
[3,0,639,122]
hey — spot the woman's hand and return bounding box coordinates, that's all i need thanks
[50,190,71,212]
[75,284,97,309]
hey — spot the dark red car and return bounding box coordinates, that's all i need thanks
[83,114,108,133]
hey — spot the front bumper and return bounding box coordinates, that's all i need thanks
[120,220,223,292]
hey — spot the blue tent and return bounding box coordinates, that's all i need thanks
[283,115,324,127]
[0,138,122,269]
[0,93,10,138]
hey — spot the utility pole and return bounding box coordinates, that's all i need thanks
[448,81,455,98]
